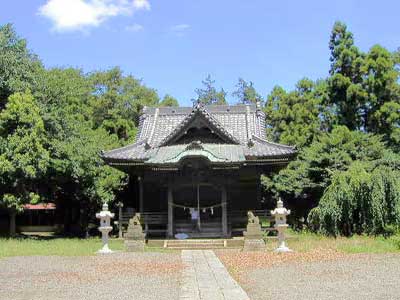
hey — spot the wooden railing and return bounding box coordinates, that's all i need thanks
[121,211,167,236]
[121,209,276,237]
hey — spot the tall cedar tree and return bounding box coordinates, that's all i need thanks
[194,75,227,105]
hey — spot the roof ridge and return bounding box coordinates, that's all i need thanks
[147,107,159,145]
[143,103,258,115]
[157,105,241,147]
[245,105,252,142]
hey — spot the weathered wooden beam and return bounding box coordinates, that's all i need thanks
[167,184,174,238]
[138,176,143,214]
[221,185,228,237]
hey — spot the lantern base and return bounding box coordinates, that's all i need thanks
[97,244,113,254]
[274,245,292,253]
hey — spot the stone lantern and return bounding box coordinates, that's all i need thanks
[271,198,292,252]
[96,203,115,254]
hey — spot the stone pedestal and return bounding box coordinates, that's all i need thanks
[98,226,113,253]
[275,224,292,253]
[124,213,145,252]
[96,203,114,254]
[243,211,265,251]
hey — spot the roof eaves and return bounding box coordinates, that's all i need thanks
[251,135,297,152]
[100,138,150,160]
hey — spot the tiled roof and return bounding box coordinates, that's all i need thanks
[158,104,240,146]
[137,104,267,145]
[101,103,296,164]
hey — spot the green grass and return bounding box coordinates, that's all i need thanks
[1,231,400,258]
[0,237,125,258]
[280,229,400,254]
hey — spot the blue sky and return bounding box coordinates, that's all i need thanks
[1,0,399,106]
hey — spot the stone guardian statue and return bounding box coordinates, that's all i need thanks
[124,213,145,251]
[243,210,266,251]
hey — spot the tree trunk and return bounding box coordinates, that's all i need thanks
[9,209,16,237]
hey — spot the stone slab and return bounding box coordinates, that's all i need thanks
[180,250,249,300]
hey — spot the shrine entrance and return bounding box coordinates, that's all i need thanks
[172,184,224,237]
[164,157,228,238]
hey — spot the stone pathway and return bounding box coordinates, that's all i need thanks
[180,250,249,300]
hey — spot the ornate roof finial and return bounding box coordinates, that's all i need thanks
[247,138,254,148]
[194,99,204,110]
[144,141,151,150]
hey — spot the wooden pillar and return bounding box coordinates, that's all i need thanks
[117,202,124,239]
[197,183,201,231]
[221,185,228,237]
[167,185,174,238]
[9,209,16,237]
[138,176,143,213]
[256,173,262,208]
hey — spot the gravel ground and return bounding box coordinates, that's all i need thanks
[2,250,400,300]
[0,252,182,300]
[218,251,400,300]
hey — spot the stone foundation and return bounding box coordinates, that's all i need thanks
[125,240,145,252]
[243,239,266,251]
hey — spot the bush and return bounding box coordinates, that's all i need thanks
[307,207,321,232]
[308,163,400,236]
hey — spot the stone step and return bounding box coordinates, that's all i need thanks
[167,239,224,244]
[168,245,225,249]
[187,233,224,238]
[165,239,226,249]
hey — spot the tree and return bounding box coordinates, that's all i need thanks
[194,75,227,105]
[89,67,159,140]
[263,126,387,218]
[326,22,400,145]
[159,94,179,107]
[361,45,400,145]
[33,67,93,140]
[327,21,366,130]
[49,122,126,234]
[308,163,400,236]
[33,67,127,234]
[0,24,42,104]
[232,78,261,104]
[0,92,49,236]
[264,78,328,148]
[374,101,400,151]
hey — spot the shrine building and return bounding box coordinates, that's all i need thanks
[101,102,296,238]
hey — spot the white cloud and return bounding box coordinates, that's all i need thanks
[38,0,151,32]
[133,0,150,10]
[170,24,190,36]
[125,23,144,32]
